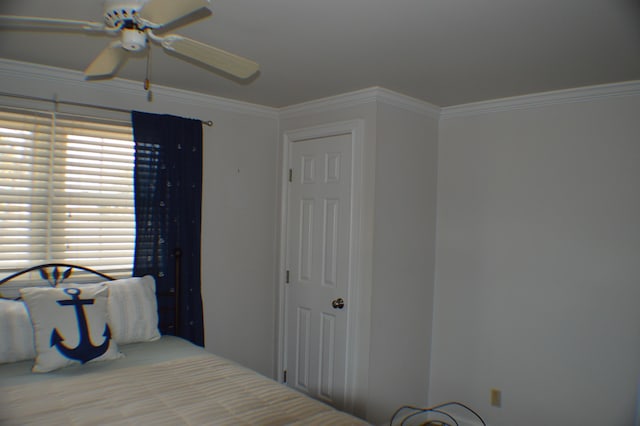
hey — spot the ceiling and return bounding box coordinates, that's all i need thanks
[1,0,639,108]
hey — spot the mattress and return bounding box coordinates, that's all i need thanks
[0,336,368,425]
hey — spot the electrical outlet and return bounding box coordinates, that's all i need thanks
[490,388,502,407]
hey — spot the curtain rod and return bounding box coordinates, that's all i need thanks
[0,92,214,127]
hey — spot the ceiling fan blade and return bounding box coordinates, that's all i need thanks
[138,0,211,28]
[85,42,128,78]
[0,15,104,32]
[160,35,259,79]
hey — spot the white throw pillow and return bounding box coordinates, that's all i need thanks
[102,275,161,344]
[20,285,123,373]
[0,299,36,363]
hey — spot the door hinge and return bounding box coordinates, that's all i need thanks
[283,369,287,383]
[285,270,290,284]
[288,168,293,182]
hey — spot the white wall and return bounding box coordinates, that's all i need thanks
[0,60,280,378]
[430,93,640,425]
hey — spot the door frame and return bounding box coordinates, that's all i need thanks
[277,119,372,415]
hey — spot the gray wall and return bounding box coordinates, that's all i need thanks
[431,94,640,425]
[367,101,438,424]
[201,112,279,377]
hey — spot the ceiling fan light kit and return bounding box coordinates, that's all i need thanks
[0,0,259,81]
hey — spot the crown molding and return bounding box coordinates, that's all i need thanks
[375,87,441,119]
[0,59,278,119]
[279,86,441,120]
[278,87,379,119]
[440,80,640,120]
[3,59,638,123]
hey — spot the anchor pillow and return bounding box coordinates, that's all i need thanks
[20,284,123,373]
[60,275,161,344]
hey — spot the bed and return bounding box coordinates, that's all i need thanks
[0,264,369,425]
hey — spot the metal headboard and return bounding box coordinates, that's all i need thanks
[0,263,116,300]
[0,258,182,338]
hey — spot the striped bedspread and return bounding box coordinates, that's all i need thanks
[0,353,368,425]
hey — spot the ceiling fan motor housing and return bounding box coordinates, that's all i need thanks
[103,0,149,51]
[121,28,146,51]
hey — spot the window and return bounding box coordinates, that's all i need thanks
[0,108,135,281]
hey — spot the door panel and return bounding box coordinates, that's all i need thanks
[295,307,311,391]
[285,133,352,409]
[319,311,336,400]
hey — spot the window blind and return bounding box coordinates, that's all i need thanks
[0,108,135,280]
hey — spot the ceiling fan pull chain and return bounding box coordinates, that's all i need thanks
[145,44,153,102]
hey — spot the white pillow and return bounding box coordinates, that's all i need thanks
[20,285,123,373]
[102,275,161,344]
[0,299,36,363]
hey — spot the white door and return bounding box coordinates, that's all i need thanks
[284,132,353,409]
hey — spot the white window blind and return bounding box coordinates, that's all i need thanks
[0,108,135,280]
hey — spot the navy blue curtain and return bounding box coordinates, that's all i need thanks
[131,111,204,347]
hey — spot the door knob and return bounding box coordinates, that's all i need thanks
[331,298,345,309]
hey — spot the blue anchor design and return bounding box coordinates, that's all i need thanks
[50,288,111,364]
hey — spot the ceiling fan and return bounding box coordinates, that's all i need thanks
[0,0,259,81]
